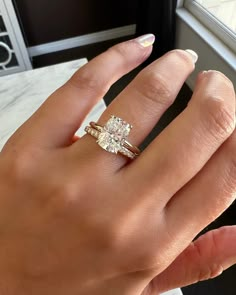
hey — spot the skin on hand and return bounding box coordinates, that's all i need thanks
[0,35,235,295]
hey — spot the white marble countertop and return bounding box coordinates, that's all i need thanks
[0,59,182,295]
[0,58,106,149]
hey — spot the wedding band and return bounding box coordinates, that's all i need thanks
[85,115,140,159]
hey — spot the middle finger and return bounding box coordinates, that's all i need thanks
[128,70,235,206]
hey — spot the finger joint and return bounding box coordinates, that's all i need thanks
[203,97,235,141]
[135,71,173,109]
[69,68,109,97]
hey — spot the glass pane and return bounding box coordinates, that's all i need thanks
[5,52,18,68]
[0,36,19,68]
[0,16,6,33]
[195,0,236,33]
[0,35,13,49]
[0,42,10,64]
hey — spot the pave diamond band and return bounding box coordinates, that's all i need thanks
[84,115,140,160]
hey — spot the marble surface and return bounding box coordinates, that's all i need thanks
[162,290,183,295]
[0,58,106,150]
[0,58,182,295]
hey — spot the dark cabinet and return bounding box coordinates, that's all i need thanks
[14,0,138,46]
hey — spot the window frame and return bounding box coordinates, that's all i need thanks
[184,0,236,53]
[176,0,236,89]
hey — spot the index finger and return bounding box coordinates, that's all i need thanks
[10,35,154,148]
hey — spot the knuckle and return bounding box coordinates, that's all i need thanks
[109,42,130,60]
[100,219,122,247]
[207,70,235,90]
[69,67,109,96]
[198,263,223,282]
[211,228,221,252]
[135,71,173,107]
[6,149,35,183]
[109,41,148,65]
[102,225,121,250]
[203,97,235,139]
[85,217,121,251]
[194,230,224,282]
[47,180,84,218]
[55,181,80,206]
[222,135,236,195]
[191,242,214,281]
[228,154,236,188]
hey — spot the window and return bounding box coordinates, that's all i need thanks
[184,0,236,53]
[195,0,236,33]
[176,0,236,90]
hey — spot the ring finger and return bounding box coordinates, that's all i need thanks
[77,49,197,168]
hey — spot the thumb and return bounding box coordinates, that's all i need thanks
[151,226,236,294]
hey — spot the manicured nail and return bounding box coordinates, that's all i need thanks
[135,34,155,47]
[185,49,198,63]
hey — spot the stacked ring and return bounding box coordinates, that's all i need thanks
[85,115,140,160]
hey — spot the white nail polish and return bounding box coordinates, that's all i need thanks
[135,34,155,47]
[185,49,198,64]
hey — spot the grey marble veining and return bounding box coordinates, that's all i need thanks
[0,58,106,150]
[0,58,182,295]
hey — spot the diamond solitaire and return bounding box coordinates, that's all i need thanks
[97,116,132,154]
[85,115,140,159]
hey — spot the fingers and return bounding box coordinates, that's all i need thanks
[128,70,235,206]
[15,35,154,148]
[164,129,236,247]
[152,226,236,294]
[77,49,196,168]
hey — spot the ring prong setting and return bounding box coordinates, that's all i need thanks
[97,115,131,154]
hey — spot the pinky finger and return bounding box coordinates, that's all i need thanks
[151,226,236,294]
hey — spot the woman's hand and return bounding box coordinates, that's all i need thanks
[0,35,235,295]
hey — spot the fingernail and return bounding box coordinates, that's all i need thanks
[200,70,208,77]
[135,34,155,47]
[185,49,198,63]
